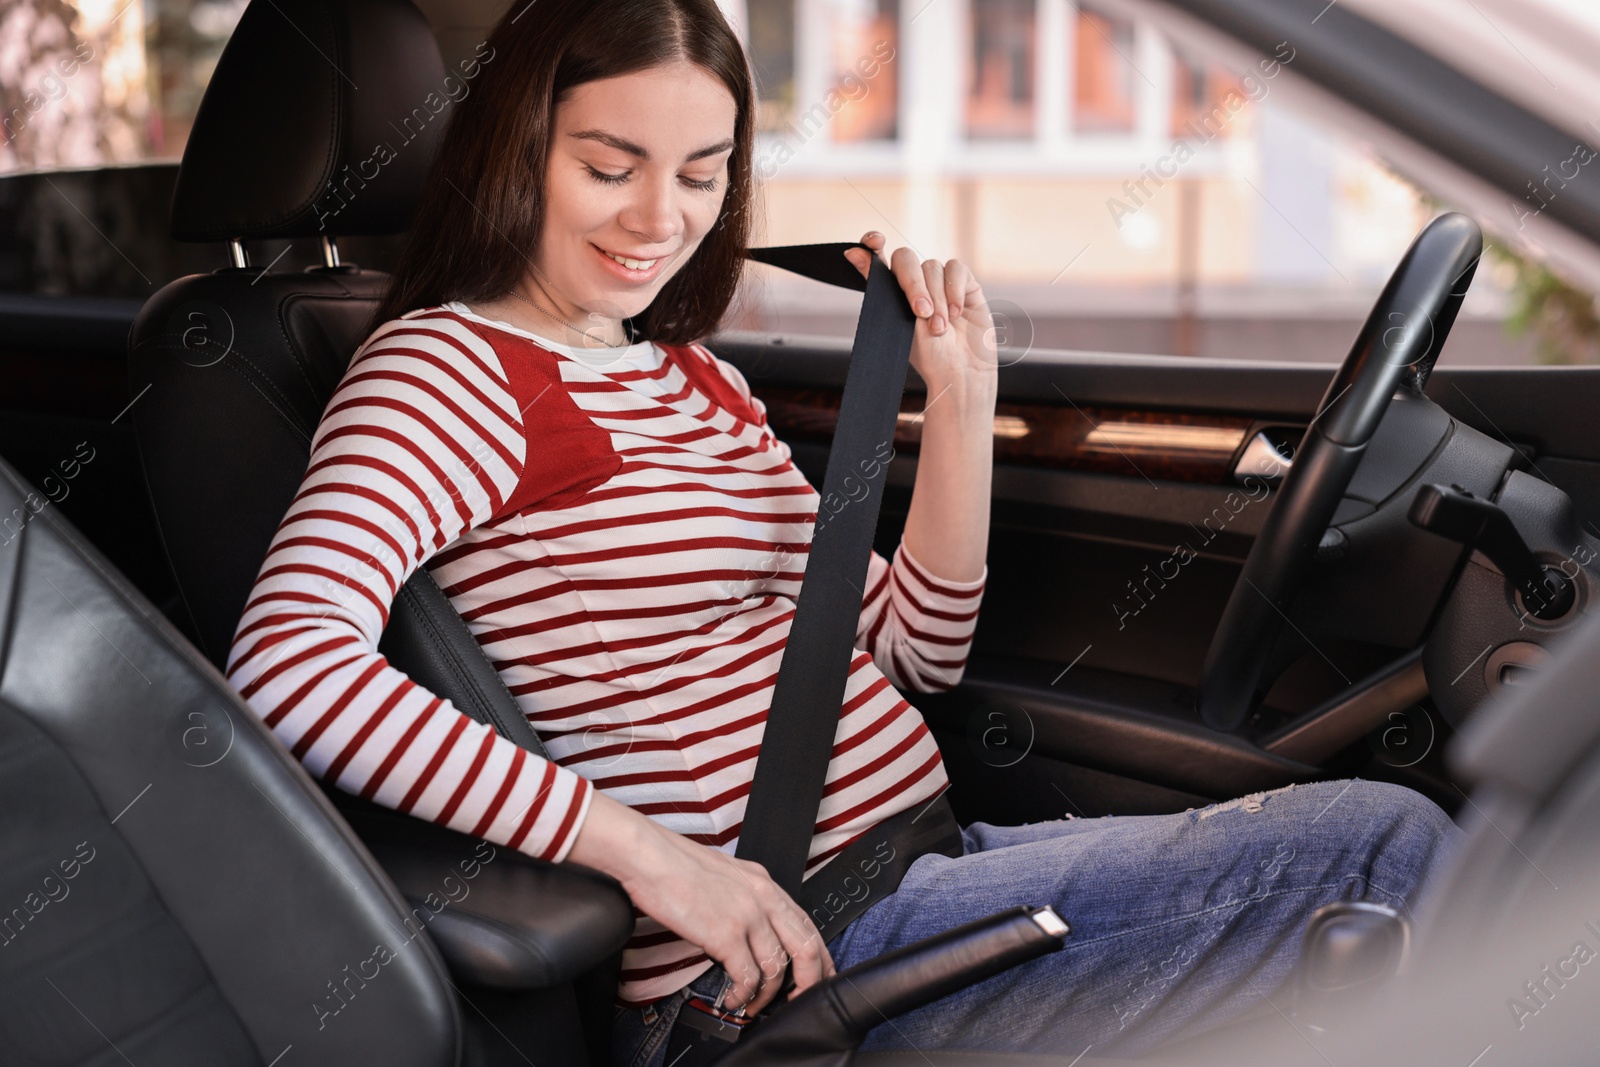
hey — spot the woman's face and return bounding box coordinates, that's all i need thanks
[536,60,737,326]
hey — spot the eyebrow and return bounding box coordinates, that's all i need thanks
[568,129,735,163]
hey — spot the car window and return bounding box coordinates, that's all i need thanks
[3,0,401,299]
[4,0,1596,364]
[726,0,1592,367]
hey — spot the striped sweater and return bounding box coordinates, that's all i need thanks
[225,302,987,1006]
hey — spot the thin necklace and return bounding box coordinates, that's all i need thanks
[505,286,630,348]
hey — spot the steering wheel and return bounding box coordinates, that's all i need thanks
[1196,212,1484,732]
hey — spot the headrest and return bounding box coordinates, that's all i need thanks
[172,0,450,241]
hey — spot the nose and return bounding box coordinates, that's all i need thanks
[618,170,681,247]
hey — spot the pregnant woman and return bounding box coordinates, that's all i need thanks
[224,1,1463,1064]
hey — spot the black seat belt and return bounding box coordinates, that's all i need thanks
[732,242,932,896]
[656,243,973,1067]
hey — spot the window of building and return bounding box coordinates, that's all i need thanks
[1071,3,1137,134]
[827,0,898,142]
[748,0,798,133]
[966,0,1036,140]
[1170,49,1247,139]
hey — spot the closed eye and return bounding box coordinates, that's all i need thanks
[584,164,719,192]
[585,165,629,186]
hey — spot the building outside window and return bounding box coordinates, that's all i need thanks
[827,0,897,141]
[1071,3,1136,134]
[4,0,1549,364]
[735,0,1472,364]
[1170,47,1247,140]
[966,0,1035,140]
[747,0,797,133]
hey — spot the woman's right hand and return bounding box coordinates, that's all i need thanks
[565,789,836,1015]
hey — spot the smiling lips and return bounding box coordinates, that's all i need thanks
[593,243,666,282]
[602,248,659,270]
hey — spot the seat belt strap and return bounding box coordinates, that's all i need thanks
[732,242,919,898]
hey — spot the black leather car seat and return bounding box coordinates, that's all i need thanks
[124,0,581,852]
[127,0,483,693]
[0,451,459,1065]
[126,0,633,1062]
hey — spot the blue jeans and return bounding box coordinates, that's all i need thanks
[610,779,1462,1066]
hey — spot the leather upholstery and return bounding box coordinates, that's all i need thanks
[343,803,634,990]
[129,267,387,667]
[381,570,550,755]
[0,452,459,1065]
[128,0,632,998]
[172,0,448,240]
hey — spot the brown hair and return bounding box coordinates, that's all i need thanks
[371,0,758,344]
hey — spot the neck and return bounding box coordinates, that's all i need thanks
[519,277,632,348]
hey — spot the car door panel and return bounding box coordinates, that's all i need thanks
[712,335,1600,813]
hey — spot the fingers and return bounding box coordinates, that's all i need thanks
[771,899,828,997]
[785,936,830,998]
[734,923,790,1015]
[943,259,979,327]
[638,830,842,1022]
[715,933,764,1013]
[891,247,946,334]
[706,885,770,1012]
[716,915,787,1014]
[759,880,835,987]
[887,246,930,321]
[843,230,887,280]
[755,938,794,1014]
[712,868,831,1015]
[889,249,980,337]
[920,257,949,333]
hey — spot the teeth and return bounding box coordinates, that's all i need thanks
[603,250,658,271]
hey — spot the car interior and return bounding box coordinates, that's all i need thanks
[9,0,1600,1062]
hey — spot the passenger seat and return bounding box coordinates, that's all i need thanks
[0,451,460,1064]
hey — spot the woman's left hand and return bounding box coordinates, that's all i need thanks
[843,232,999,391]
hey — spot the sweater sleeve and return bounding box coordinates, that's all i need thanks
[854,540,984,692]
[695,343,986,692]
[224,312,593,863]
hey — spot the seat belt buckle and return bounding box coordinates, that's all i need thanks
[676,993,756,1043]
